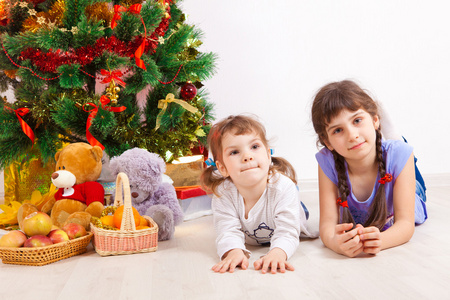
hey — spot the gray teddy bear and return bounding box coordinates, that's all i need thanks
[109,148,184,241]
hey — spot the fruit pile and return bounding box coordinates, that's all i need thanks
[0,211,87,248]
[91,205,153,231]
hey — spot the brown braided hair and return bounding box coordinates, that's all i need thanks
[311,80,388,231]
[200,115,297,196]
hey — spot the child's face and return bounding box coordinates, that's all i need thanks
[325,108,379,163]
[216,130,271,189]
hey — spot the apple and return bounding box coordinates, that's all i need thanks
[0,230,27,247]
[24,235,53,247]
[22,211,53,237]
[48,229,69,244]
[62,223,87,239]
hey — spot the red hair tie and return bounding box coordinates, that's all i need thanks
[378,173,393,184]
[336,197,348,208]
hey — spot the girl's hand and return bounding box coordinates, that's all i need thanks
[334,223,364,257]
[212,248,249,273]
[253,247,294,274]
[358,226,382,255]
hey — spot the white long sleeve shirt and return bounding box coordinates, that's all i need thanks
[212,173,316,260]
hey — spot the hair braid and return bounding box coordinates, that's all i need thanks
[332,150,356,227]
[363,129,388,230]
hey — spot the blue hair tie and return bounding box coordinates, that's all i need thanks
[270,148,274,156]
[205,158,216,167]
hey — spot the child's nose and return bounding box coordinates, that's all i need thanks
[243,154,253,162]
[348,128,359,140]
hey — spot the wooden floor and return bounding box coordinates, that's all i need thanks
[1,174,449,300]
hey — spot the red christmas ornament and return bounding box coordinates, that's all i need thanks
[180,81,197,100]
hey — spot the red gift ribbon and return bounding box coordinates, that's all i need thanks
[6,107,35,145]
[82,103,104,150]
[378,173,393,184]
[100,69,126,87]
[337,197,349,208]
[111,4,147,70]
[82,97,127,150]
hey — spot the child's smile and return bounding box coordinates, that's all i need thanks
[325,108,379,164]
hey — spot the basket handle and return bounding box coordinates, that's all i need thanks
[114,172,137,231]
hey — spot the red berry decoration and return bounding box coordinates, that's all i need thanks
[180,81,197,100]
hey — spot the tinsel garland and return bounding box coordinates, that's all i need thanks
[16,4,171,74]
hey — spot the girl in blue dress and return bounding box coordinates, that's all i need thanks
[311,80,427,257]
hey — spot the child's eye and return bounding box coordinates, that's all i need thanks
[333,128,342,134]
[354,118,362,124]
[230,150,239,156]
[251,144,260,150]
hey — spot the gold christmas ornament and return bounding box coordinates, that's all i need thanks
[105,81,120,105]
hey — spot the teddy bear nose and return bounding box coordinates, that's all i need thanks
[131,192,139,198]
[51,172,59,180]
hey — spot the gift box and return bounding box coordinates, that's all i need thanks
[176,186,212,221]
[4,154,55,205]
[165,155,204,187]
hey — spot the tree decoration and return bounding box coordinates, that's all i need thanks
[0,0,217,168]
[155,93,198,131]
[180,81,197,100]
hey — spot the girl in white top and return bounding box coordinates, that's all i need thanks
[201,115,315,274]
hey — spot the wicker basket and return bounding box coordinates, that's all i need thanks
[0,232,93,266]
[90,172,158,256]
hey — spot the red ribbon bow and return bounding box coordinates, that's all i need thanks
[100,69,126,87]
[6,107,35,145]
[111,4,147,70]
[82,98,126,150]
[378,173,393,184]
[337,197,349,208]
[99,95,126,113]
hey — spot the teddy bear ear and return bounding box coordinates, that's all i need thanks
[55,150,61,161]
[91,146,103,162]
[108,157,119,175]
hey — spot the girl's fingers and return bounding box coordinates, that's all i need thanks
[253,259,262,270]
[336,223,355,233]
[362,239,381,248]
[241,259,249,270]
[285,262,295,271]
[271,261,279,274]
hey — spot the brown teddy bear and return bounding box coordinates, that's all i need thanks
[49,142,105,230]
[17,142,106,231]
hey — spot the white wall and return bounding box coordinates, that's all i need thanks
[1,1,449,186]
[181,0,450,180]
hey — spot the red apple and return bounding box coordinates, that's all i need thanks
[22,211,53,237]
[48,229,69,244]
[62,223,87,239]
[24,235,53,247]
[0,230,27,247]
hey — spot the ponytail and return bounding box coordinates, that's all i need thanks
[363,129,388,230]
[200,164,228,197]
[332,150,356,227]
[270,156,297,185]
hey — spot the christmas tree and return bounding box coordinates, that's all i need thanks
[0,0,216,168]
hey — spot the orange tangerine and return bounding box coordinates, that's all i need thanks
[136,225,150,230]
[100,215,115,227]
[113,205,140,229]
[140,216,148,227]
